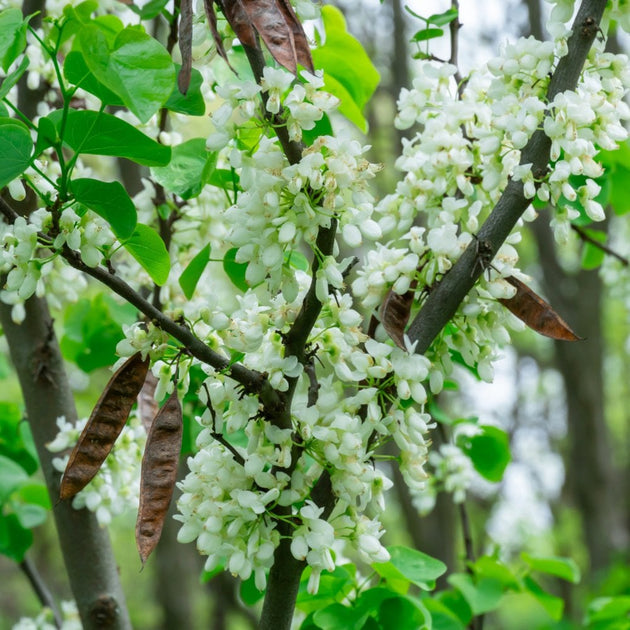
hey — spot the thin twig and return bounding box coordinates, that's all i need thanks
[20,556,62,628]
[449,0,465,94]
[571,224,629,266]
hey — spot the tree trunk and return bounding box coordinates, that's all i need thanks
[0,297,132,629]
[529,217,627,572]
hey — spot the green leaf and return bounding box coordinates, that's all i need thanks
[34,115,59,157]
[312,603,368,629]
[302,112,333,147]
[0,9,28,72]
[179,244,211,299]
[0,403,38,476]
[375,545,447,591]
[378,596,429,630]
[586,596,630,627]
[13,502,48,529]
[123,223,171,286]
[521,553,581,583]
[128,0,170,20]
[63,51,124,106]
[78,25,175,123]
[580,228,606,270]
[0,454,29,503]
[164,66,206,116]
[46,109,171,166]
[522,575,564,620]
[53,1,99,46]
[151,138,217,199]
[71,178,137,239]
[471,556,519,590]
[297,566,356,614]
[284,250,309,272]
[0,55,29,101]
[0,512,33,562]
[422,598,467,630]
[240,573,265,606]
[448,573,504,615]
[458,425,511,483]
[312,6,379,132]
[428,8,459,26]
[0,119,32,189]
[411,27,445,42]
[60,294,135,372]
[14,482,51,510]
[608,164,630,216]
[223,248,249,292]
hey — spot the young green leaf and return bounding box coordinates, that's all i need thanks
[411,27,444,42]
[128,0,169,20]
[223,248,249,292]
[0,512,33,562]
[78,25,175,123]
[447,573,504,616]
[71,178,137,240]
[522,575,564,620]
[45,109,171,166]
[0,119,32,189]
[164,66,206,116]
[0,55,28,101]
[0,9,28,72]
[427,8,459,26]
[151,138,217,199]
[458,425,511,483]
[312,5,380,132]
[373,545,447,591]
[179,243,211,299]
[123,224,171,286]
[521,553,581,583]
[63,51,124,106]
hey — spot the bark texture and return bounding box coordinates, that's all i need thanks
[0,298,132,629]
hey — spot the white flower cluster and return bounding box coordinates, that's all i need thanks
[47,415,146,526]
[12,600,81,630]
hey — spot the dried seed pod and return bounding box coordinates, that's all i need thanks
[136,390,183,565]
[60,353,150,501]
[137,371,159,434]
[499,276,582,341]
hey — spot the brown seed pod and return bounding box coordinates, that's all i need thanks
[136,389,183,565]
[59,353,150,501]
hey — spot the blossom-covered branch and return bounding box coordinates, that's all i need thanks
[407,0,609,354]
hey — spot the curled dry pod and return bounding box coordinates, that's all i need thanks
[136,389,183,565]
[498,276,582,342]
[60,352,150,501]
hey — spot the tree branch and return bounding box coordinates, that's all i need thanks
[407,0,607,355]
[0,196,281,408]
[20,556,62,628]
[571,223,628,266]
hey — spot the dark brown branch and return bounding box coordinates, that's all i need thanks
[20,556,62,628]
[571,223,628,266]
[407,0,608,355]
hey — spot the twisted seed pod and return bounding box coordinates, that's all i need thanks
[60,352,150,501]
[136,389,183,564]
